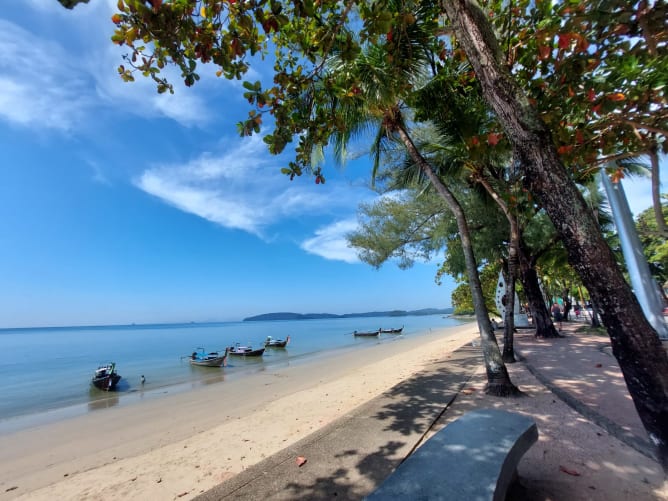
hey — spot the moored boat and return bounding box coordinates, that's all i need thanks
[353,329,380,337]
[264,335,290,348]
[380,326,404,334]
[91,363,121,391]
[189,347,229,367]
[228,344,265,356]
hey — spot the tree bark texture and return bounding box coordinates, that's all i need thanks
[649,146,668,237]
[501,266,516,363]
[518,240,560,338]
[396,124,519,395]
[443,0,668,468]
[476,175,516,361]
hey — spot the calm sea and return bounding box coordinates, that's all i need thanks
[0,315,468,432]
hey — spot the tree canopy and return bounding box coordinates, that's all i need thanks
[57,0,668,466]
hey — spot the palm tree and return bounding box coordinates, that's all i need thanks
[310,14,519,395]
[410,64,573,346]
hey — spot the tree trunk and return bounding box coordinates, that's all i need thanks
[590,299,602,328]
[649,144,668,237]
[396,123,519,396]
[501,265,516,363]
[518,240,560,337]
[561,288,572,321]
[475,175,516,361]
[444,0,668,468]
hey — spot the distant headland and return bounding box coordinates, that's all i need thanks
[243,308,453,322]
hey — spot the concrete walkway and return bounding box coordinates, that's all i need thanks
[196,321,667,501]
[514,322,654,459]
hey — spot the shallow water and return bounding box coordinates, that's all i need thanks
[0,315,467,431]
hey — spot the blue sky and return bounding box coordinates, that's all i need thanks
[0,1,662,328]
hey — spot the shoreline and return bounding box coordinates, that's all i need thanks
[0,325,457,436]
[0,323,478,500]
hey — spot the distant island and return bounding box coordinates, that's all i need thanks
[243,308,453,322]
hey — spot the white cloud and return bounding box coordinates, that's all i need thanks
[5,2,236,130]
[77,1,259,127]
[301,219,361,263]
[0,20,94,131]
[89,41,215,127]
[135,136,368,237]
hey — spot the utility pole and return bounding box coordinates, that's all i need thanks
[601,168,668,340]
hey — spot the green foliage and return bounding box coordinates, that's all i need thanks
[499,0,668,174]
[104,0,667,188]
[68,0,667,312]
[348,191,451,269]
[636,195,668,285]
[433,186,508,280]
[451,264,500,315]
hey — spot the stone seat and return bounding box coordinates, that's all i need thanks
[366,408,538,501]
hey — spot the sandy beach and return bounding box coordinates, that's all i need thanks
[0,323,479,500]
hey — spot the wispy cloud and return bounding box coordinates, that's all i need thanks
[90,41,216,127]
[0,20,95,131]
[301,219,361,263]
[85,158,112,185]
[135,136,368,238]
[81,0,262,126]
[5,2,242,131]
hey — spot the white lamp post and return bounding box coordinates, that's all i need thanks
[601,167,668,340]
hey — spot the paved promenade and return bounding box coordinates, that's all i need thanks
[197,321,668,501]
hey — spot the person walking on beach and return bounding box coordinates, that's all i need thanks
[551,303,563,330]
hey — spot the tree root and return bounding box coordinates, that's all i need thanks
[485,383,524,397]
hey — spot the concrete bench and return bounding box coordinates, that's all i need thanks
[366,408,538,501]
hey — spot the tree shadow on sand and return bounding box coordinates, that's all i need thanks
[283,441,407,500]
[279,345,483,500]
[374,344,482,436]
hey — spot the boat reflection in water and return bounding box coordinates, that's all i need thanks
[88,391,120,411]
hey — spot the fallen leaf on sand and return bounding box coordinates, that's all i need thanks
[296,456,307,467]
[560,465,581,476]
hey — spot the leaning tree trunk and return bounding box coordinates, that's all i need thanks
[444,0,668,468]
[396,124,519,396]
[475,175,517,362]
[649,143,668,237]
[518,240,560,338]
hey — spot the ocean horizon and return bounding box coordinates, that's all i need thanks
[0,314,470,434]
[0,306,454,332]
